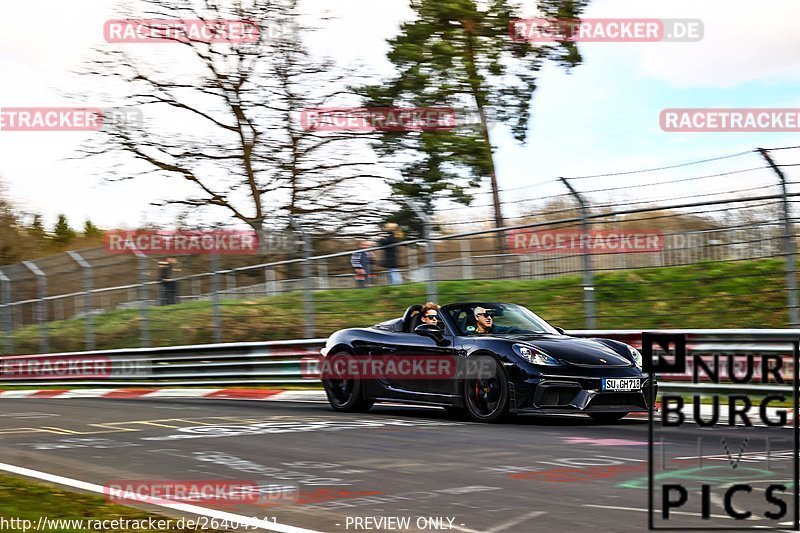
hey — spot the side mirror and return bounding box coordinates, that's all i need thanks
[554,326,566,335]
[414,323,448,346]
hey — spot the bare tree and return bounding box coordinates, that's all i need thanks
[75,0,387,248]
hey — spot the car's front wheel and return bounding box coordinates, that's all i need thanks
[463,355,509,423]
[588,412,628,423]
[322,352,373,412]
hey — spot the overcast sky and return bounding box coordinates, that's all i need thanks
[1,0,800,229]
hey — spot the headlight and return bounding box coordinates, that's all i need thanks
[629,346,642,368]
[513,344,559,366]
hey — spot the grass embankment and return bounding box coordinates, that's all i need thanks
[0,473,231,532]
[7,258,789,355]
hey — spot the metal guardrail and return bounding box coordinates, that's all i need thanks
[0,339,325,387]
[0,330,796,394]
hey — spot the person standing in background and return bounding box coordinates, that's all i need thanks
[158,257,180,305]
[350,241,374,288]
[379,223,404,285]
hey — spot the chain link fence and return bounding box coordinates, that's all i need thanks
[2,146,800,354]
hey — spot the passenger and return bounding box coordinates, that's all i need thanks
[473,306,509,334]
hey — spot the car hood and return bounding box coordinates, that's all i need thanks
[505,335,632,367]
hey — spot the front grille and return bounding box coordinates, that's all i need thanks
[590,392,646,408]
[541,388,578,406]
[536,383,581,407]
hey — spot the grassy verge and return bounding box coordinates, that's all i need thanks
[7,257,790,355]
[0,473,232,532]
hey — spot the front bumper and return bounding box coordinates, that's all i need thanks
[508,373,657,414]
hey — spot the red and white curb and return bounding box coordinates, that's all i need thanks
[0,388,328,402]
[0,390,793,425]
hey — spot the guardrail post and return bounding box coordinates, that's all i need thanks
[290,217,314,338]
[211,254,222,343]
[404,199,437,301]
[560,177,596,329]
[67,251,95,350]
[0,269,12,354]
[135,251,150,347]
[22,260,48,353]
[759,148,799,327]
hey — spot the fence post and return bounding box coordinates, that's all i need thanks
[134,251,150,347]
[67,251,95,351]
[0,269,11,354]
[460,238,473,280]
[560,177,596,329]
[318,259,328,290]
[407,244,418,280]
[289,217,314,338]
[192,277,201,300]
[211,254,222,343]
[22,260,48,353]
[404,199,437,301]
[759,148,799,326]
[265,267,276,296]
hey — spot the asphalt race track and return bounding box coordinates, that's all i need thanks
[0,397,796,533]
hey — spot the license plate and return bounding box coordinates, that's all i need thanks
[602,378,640,391]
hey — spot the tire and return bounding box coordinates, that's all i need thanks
[462,355,509,423]
[322,352,373,412]
[588,412,628,424]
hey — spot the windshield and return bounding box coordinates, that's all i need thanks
[443,303,559,335]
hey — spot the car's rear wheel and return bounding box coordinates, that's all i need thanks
[588,412,628,423]
[322,352,373,412]
[463,356,508,423]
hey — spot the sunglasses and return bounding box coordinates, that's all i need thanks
[476,313,492,318]
[423,314,439,320]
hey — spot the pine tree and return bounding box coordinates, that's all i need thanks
[29,214,46,240]
[53,214,77,245]
[83,219,103,238]
[363,0,589,228]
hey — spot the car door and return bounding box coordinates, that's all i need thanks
[375,331,456,396]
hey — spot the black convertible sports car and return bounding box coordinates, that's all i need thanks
[320,302,656,422]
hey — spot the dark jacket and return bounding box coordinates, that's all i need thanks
[350,250,373,274]
[378,232,399,268]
